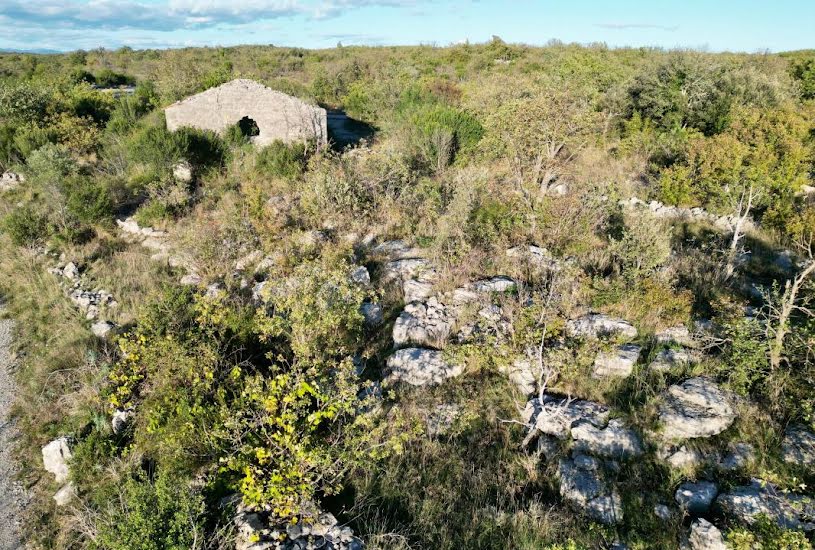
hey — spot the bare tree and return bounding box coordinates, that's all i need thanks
[766,209,815,370]
[724,183,759,279]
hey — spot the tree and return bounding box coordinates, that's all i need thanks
[767,207,815,371]
[484,83,600,194]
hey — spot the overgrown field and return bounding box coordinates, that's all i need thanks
[1,40,815,549]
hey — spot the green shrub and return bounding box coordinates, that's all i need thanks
[256,140,307,180]
[406,104,484,169]
[1,205,49,245]
[91,470,206,550]
[25,143,78,183]
[64,176,113,224]
[0,83,51,125]
[94,69,136,88]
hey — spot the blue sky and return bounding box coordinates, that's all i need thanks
[1,0,813,53]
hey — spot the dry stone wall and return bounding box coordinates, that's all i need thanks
[165,79,327,147]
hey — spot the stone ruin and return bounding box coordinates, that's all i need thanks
[164,79,327,147]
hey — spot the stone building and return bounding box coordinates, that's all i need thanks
[165,79,327,147]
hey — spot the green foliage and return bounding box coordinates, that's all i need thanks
[790,57,815,100]
[728,517,812,549]
[94,69,136,88]
[63,175,113,224]
[25,143,78,183]
[407,103,484,169]
[1,205,49,245]
[0,82,51,125]
[256,140,307,180]
[91,470,206,550]
[717,317,770,396]
[609,212,672,279]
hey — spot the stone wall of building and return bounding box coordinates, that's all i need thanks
[164,79,327,147]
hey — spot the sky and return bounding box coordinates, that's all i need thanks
[1,0,813,53]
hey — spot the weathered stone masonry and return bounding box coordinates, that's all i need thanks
[165,79,327,147]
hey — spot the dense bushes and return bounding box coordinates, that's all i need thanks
[255,139,307,179]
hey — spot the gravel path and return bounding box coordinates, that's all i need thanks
[0,309,27,549]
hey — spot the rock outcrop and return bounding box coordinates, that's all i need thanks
[675,481,718,515]
[659,378,736,440]
[717,480,815,532]
[558,454,623,525]
[592,344,641,378]
[688,518,727,550]
[781,426,815,467]
[566,314,637,341]
[42,437,72,484]
[384,348,463,386]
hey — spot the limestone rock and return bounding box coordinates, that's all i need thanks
[0,170,23,192]
[688,518,726,550]
[350,266,371,286]
[42,437,72,484]
[663,445,705,469]
[593,344,641,378]
[571,419,643,459]
[524,395,609,440]
[371,240,424,260]
[649,348,698,372]
[469,276,516,293]
[654,504,672,521]
[566,314,637,341]
[91,320,117,339]
[111,409,133,435]
[782,425,815,467]
[719,442,755,471]
[53,483,76,507]
[675,481,718,515]
[717,479,815,531]
[180,273,202,286]
[403,277,435,304]
[383,258,433,283]
[659,378,736,440]
[499,356,537,396]
[384,348,463,386]
[172,161,193,183]
[360,302,383,328]
[655,325,696,348]
[558,455,623,525]
[506,244,564,272]
[392,299,454,349]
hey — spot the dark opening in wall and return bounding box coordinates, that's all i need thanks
[239,116,260,138]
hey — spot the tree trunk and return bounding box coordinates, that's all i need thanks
[769,259,815,370]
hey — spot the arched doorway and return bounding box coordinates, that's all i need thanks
[238,116,260,138]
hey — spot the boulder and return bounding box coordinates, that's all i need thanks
[111,409,133,435]
[350,266,371,286]
[649,348,697,372]
[392,299,455,349]
[717,479,815,531]
[180,273,203,286]
[781,425,815,467]
[688,518,726,550]
[655,325,696,348]
[62,262,80,281]
[91,320,117,339]
[42,437,72,484]
[654,504,672,521]
[571,419,644,459]
[663,445,705,470]
[506,245,563,272]
[372,240,424,260]
[719,442,755,471]
[172,161,193,183]
[383,258,433,282]
[566,314,637,341]
[469,276,516,293]
[524,395,609,440]
[403,277,435,304]
[53,483,76,507]
[593,344,641,378]
[675,481,718,515]
[360,302,384,328]
[659,378,736,440]
[499,356,537,395]
[0,170,23,192]
[384,348,464,386]
[558,455,623,525]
